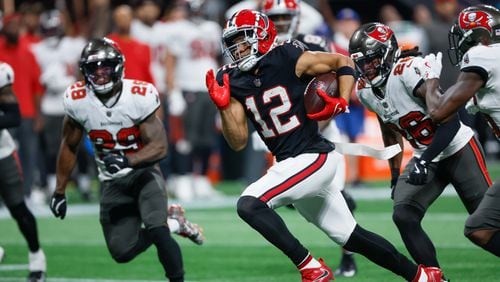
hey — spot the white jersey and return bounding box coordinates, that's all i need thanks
[357,56,473,161]
[63,79,161,181]
[0,62,16,159]
[164,18,220,91]
[31,36,87,115]
[463,43,500,139]
[131,20,175,94]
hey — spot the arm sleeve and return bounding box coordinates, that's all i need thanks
[419,113,460,162]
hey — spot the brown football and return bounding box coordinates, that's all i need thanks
[303,72,339,115]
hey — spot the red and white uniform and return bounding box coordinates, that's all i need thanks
[357,56,474,161]
[31,36,86,115]
[0,62,17,159]
[463,43,500,139]
[63,79,160,181]
[163,18,220,92]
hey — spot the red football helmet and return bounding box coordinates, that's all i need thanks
[222,9,277,71]
[448,4,500,65]
[261,0,300,41]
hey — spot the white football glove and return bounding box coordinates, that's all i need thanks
[168,89,186,116]
[414,52,442,80]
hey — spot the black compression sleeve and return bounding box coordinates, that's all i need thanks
[0,103,21,129]
[420,114,460,162]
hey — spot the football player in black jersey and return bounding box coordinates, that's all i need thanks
[206,9,443,282]
[261,0,358,277]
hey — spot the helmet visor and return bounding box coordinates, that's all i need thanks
[352,54,382,81]
[268,14,293,37]
[82,60,117,86]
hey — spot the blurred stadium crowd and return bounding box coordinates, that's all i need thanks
[1,0,499,207]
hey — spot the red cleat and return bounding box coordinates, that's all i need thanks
[300,258,334,282]
[412,264,443,282]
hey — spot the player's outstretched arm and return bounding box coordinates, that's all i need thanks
[295,51,355,102]
[127,112,167,167]
[52,116,83,219]
[206,69,248,151]
[220,97,248,151]
[426,72,484,123]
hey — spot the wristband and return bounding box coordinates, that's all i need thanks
[336,66,356,77]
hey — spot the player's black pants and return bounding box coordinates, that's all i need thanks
[99,167,184,281]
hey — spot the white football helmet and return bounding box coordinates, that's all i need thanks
[261,0,300,41]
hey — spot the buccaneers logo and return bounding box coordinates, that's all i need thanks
[367,24,394,43]
[459,11,493,33]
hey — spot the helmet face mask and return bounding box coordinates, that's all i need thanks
[262,0,300,41]
[79,38,124,95]
[222,9,277,71]
[349,23,398,87]
[448,5,500,65]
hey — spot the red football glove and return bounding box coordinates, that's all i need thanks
[307,89,349,121]
[205,69,230,110]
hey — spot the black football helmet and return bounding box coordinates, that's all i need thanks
[348,22,399,87]
[79,37,125,95]
[448,4,500,65]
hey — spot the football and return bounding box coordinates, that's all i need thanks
[303,72,339,115]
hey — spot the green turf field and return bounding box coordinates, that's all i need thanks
[0,194,498,281]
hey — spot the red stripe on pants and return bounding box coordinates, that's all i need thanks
[260,154,328,202]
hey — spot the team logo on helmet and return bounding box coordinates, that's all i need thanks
[367,24,393,43]
[459,11,493,33]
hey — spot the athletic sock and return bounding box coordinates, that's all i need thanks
[148,226,184,281]
[237,196,309,265]
[344,225,418,280]
[10,203,40,252]
[297,253,321,270]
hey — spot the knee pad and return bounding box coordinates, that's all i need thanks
[236,196,268,222]
[392,204,424,229]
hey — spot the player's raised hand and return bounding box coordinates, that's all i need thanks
[205,69,230,110]
[307,89,348,121]
[50,192,67,219]
[414,52,442,80]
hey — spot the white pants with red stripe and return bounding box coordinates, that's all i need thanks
[241,152,357,245]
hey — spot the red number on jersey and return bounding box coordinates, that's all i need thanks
[88,126,142,158]
[399,111,435,147]
[131,81,148,96]
[88,129,115,152]
[392,57,413,76]
[70,81,86,100]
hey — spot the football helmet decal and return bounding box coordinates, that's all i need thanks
[222,9,277,71]
[448,4,500,65]
[348,22,399,87]
[261,0,300,41]
[79,37,125,95]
